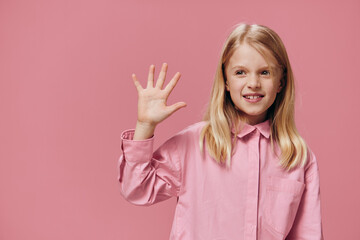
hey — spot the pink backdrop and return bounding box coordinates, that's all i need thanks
[1,0,359,239]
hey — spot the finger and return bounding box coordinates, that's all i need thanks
[132,73,143,91]
[147,64,155,88]
[166,102,187,115]
[164,72,181,95]
[155,62,168,89]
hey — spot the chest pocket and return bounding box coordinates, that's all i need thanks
[264,176,305,236]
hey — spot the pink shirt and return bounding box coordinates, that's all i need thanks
[118,120,324,240]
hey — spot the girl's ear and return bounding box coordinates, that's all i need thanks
[277,77,284,93]
[225,82,230,91]
[277,70,286,93]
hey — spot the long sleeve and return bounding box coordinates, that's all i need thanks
[118,129,182,206]
[286,152,324,240]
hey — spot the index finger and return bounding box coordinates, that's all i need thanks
[164,72,181,95]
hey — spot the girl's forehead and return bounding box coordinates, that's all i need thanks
[228,43,279,69]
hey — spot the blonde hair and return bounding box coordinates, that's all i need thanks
[199,23,308,171]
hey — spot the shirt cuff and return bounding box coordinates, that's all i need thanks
[120,129,154,163]
[121,129,154,141]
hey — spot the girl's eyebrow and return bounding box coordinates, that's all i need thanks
[231,65,270,70]
[231,65,246,70]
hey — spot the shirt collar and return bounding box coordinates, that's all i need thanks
[232,119,271,139]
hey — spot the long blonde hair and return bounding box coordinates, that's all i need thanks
[199,23,308,171]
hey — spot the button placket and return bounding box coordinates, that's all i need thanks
[244,129,261,240]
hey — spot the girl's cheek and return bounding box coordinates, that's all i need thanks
[232,81,244,90]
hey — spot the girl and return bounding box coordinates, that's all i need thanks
[118,23,324,240]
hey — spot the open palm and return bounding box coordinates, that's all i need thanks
[132,63,186,127]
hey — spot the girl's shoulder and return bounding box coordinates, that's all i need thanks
[158,122,207,152]
[181,121,207,131]
[166,121,208,144]
[303,145,321,178]
[175,121,208,137]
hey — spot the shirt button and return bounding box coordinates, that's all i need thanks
[252,225,257,232]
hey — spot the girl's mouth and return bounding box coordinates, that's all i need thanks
[244,95,262,99]
[243,95,264,102]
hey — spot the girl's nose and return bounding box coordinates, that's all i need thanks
[247,74,261,88]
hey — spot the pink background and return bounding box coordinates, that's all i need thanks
[1,0,359,239]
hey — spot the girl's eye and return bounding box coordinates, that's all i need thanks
[235,70,245,75]
[261,70,270,75]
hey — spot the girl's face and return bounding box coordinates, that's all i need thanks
[225,43,283,125]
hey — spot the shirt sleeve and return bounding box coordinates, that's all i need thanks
[286,152,325,240]
[117,129,182,206]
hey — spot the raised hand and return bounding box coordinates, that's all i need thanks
[132,63,186,140]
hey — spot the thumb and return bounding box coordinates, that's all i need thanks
[167,102,187,115]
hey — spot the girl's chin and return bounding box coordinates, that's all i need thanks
[239,112,267,123]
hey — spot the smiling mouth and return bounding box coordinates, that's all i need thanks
[243,95,264,99]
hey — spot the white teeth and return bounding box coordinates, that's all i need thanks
[245,95,261,99]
